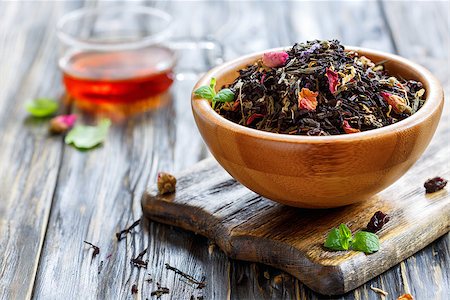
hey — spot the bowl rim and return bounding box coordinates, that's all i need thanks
[191,46,444,144]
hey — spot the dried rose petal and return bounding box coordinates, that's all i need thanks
[325,68,340,94]
[157,172,177,194]
[246,113,264,125]
[424,177,448,193]
[262,51,289,68]
[380,92,412,115]
[298,88,318,111]
[49,114,77,134]
[342,120,360,134]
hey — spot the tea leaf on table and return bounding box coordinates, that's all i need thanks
[213,88,235,103]
[65,119,111,150]
[351,231,380,254]
[324,224,353,251]
[25,98,58,117]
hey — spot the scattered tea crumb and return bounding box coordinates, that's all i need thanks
[397,294,413,300]
[208,242,215,255]
[424,177,447,193]
[157,172,177,194]
[367,211,390,233]
[165,263,206,289]
[83,241,100,259]
[131,284,138,294]
[116,219,140,241]
[131,248,148,268]
[263,271,270,280]
[98,260,104,275]
[370,285,388,297]
[151,283,170,298]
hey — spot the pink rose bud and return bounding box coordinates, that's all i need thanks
[298,88,319,111]
[380,92,412,115]
[325,68,340,94]
[342,120,360,134]
[262,51,289,68]
[49,114,77,134]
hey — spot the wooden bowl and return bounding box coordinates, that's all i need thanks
[191,47,444,208]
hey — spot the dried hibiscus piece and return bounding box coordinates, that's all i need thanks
[367,211,390,233]
[157,172,177,194]
[380,92,412,115]
[298,88,318,111]
[342,120,360,134]
[49,114,77,134]
[397,294,413,300]
[246,113,264,125]
[424,177,448,193]
[325,68,340,94]
[262,51,289,68]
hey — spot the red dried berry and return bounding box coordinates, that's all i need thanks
[366,211,390,233]
[424,177,447,193]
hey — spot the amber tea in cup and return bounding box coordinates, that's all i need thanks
[57,6,176,116]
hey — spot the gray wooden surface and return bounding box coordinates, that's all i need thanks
[0,1,448,299]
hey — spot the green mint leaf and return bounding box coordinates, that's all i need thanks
[193,86,216,100]
[65,119,111,150]
[213,88,235,103]
[209,77,217,89]
[25,98,58,117]
[351,231,380,254]
[324,224,352,251]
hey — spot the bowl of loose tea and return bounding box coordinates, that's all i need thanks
[191,40,444,208]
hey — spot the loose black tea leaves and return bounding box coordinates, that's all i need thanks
[131,248,148,268]
[131,284,138,294]
[116,219,140,241]
[165,263,206,289]
[83,241,100,259]
[151,283,170,298]
[366,211,390,233]
[424,177,448,193]
[194,40,426,135]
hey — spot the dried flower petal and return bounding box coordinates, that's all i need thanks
[262,51,289,68]
[298,88,318,111]
[49,114,77,134]
[397,294,413,300]
[157,172,177,194]
[342,120,360,134]
[326,68,340,94]
[380,92,412,115]
[341,66,356,86]
[246,113,264,125]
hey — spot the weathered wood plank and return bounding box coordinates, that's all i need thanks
[0,2,82,299]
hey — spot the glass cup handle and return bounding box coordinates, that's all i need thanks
[166,37,225,80]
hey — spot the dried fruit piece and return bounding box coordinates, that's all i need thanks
[49,114,77,134]
[424,177,448,193]
[246,113,264,125]
[157,172,177,194]
[380,92,412,115]
[342,120,360,134]
[262,51,289,68]
[397,294,413,300]
[325,68,340,94]
[298,88,318,111]
[367,211,390,233]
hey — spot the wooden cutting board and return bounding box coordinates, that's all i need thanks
[141,158,449,295]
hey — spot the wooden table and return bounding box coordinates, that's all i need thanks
[0,1,448,299]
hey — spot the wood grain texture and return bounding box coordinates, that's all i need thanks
[142,149,450,295]
[0,0,448,299]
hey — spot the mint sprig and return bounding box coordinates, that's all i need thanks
[193,77,235,109]
[324,223,380,254]
[65,119,111,150]
[25,98,58,117]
